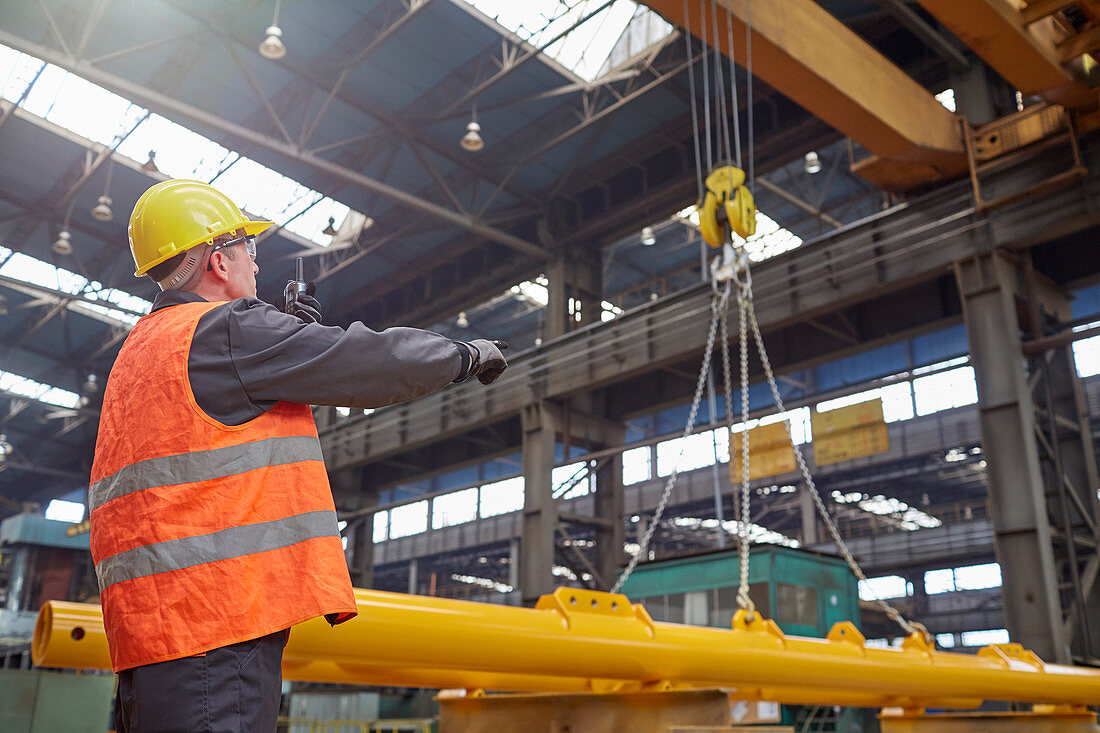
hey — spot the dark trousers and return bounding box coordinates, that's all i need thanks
[116,629,289,733]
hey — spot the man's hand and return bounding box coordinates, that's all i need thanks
[466,339,509,385]
[291,282,322,324]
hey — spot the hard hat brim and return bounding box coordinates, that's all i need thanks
[133,219,273,277]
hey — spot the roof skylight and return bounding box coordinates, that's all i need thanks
[0,368,81,410]
[0,43,357,248]
[0,245,151,327]
[462,0,673,82]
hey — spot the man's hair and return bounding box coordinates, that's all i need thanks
[146,232,240,292]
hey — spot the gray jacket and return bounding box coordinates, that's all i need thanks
[151,291,469,425]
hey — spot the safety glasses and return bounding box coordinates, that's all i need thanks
[209,235,257,263]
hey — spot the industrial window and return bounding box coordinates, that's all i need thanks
[913,367,978,416]
[924,563,1001,594]
[858,575,911,601]
[388,501,428,539]
[961,628,1009,647]
[372,511,389,543]
[553,461,592,499]
[953,562,1002,591]
[622,446,651,485]
[775,583,818,627]
[816,382,914,423]
[44,499,84,523]
[656,431,718,476]
[1073,327,1100,377]
[936,633,956,648]
[432,488,479,529]
[480,477,524,518]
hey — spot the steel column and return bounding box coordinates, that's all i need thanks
[954,250,1068,663]
[521,402,560,605]
[1031,329,1100,663]
[595,424,626,588]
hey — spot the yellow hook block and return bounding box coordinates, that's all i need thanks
[698,165,757,247]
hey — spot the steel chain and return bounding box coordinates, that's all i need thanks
[742,292,927,639]
[610,282,732,594]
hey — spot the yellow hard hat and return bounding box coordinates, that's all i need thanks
[128,179,273,276]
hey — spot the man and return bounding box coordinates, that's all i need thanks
[89,179,507,732]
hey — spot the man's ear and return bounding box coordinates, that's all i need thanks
[208,250,231,283]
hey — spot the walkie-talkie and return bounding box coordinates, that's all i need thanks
[284,257,307,315]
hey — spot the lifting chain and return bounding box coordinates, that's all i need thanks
[614,0,929,644]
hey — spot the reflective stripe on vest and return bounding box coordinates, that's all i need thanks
[95,509,340,590]
[89,435,323,512]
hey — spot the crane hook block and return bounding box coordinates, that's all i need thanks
[698,166,757,247]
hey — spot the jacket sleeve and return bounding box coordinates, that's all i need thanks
[222,298,467,410]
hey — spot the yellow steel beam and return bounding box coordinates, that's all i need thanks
[640,0,966,189]
[33,588,1100,708]
[915,0,1095,108]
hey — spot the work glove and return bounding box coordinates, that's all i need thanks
[291,282,322,324]
[465,339,509,385]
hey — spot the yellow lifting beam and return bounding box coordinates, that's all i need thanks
[33,587,1100,709]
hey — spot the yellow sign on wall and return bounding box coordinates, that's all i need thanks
[729,422,797,483]
[811,398,889,466]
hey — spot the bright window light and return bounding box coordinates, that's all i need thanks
[832,490,941,531]
[553,461,592,499]
[388,501,428,539]
[953,562,1001,591]
[913,367,977,416]
[935,88,956,112]
[372,510,389,543]
[858,575,911,601]
[622,445,652,485]
[0,251,152,327]
[816,383,914,423]
[480,476,524,518]
[720,518,799,548]
[432,487,479,529]
[601,300,624,322]
[462,0,672,82]
[656,431,719,476]
[510,275,549,307]
[1073,329,1100,377]
[924,568,955,594]
[0,43,358,247]
[45,499,84,523]
[676,206,803,262]
[452,573,513,594]
[936,633,956,648]
[0,369,81,409]
[961,628,1010,647]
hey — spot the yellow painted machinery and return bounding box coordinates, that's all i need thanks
[33,586,1100,711]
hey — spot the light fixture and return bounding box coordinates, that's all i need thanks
[259,0,286,59]
[52,228,73,256]
[0,434,11,461]
[83,374,99,394]
[460,105,484,152]
[91,194,113,221]
[141,150,159,173]
[456,311,469,328]
[640,226,656,246]
[91,160,114,221]
[534,336,543,348]
[322,216,338,236]
[260,25,286,59]
[804,150,822,174]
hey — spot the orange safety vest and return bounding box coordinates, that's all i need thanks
[89,300,357,672]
